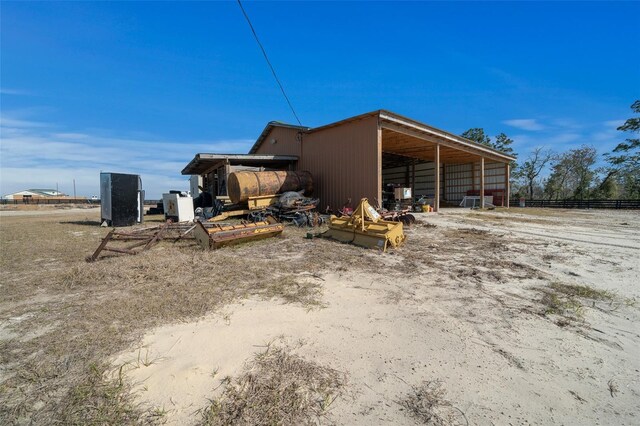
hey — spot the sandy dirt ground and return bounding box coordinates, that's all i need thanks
[114,208,640,425]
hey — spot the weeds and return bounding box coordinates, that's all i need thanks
[0,214,367,424]
[400,380,465,425]
[56,362,161,425]
[198,344,345,425]
[136,349,158,368]
[549,282,613,301]
[262,275,324,308]
[540,292,584,317]
[539,281,614,320]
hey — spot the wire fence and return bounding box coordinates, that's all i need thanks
[509,199,640,209]
[0,199,162,206]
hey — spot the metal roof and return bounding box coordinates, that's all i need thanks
[181,153,299,175]
[249,110,517,162]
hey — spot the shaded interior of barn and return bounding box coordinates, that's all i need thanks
[380,125,509,208]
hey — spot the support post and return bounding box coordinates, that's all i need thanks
[505,163,510,208]
[435,144,440,212]
[377,124,382,206]
[223,160,231,196]
[504,163,511,208]
[480,157,485,209]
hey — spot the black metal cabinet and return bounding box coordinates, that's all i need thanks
[100,172,144,226]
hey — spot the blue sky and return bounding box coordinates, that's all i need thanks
[1,1,638,198]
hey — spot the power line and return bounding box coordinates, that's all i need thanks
[236,0,302,126]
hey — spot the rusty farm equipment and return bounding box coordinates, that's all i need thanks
[377,208,416,226]
[193,216,284,250]
[226,170,313,204]
[323,198,406,251]
[87,221,171,262]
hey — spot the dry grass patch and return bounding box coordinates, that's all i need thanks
[549,282,613,301]
[466,213,555,226]
[400,380,466,425]
[538,281,614,320]
[0,213,387,424]
[198,344,345,425]
[540,292,584,318]
[1,244,327,423]
[57,361,164,425]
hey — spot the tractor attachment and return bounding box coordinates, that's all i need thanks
[193,216,284,250]
[323,198,406,251]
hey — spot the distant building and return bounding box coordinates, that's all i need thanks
[2,189,69,201]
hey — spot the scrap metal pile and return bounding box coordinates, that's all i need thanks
[247,191,325,227]
[201,171,326,227]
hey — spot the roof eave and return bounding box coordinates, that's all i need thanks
[378,110,517,162]
[181,153,299,175]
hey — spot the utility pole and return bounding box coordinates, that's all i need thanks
[73,179,76,200]
[56,182,59,195]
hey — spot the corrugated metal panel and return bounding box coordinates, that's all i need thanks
[415,163,436,196]
[253,127,301,157]
[442,161,507,202]
[381,157,508,203]
[381,165,408,187]
[477,162,506,191]
[299,116,379,210]
[444,163,473,201]
[381,160,438,197]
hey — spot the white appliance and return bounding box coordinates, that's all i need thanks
[162,193,194,222]
[394,187,412,200]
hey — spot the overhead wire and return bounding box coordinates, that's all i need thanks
[236,0,302,126]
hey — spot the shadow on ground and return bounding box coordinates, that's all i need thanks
[60,220,103,226]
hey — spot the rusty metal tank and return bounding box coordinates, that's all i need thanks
[227,170,313,203]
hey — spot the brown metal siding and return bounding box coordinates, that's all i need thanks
[299,116,379,211]
[253,127,301,157]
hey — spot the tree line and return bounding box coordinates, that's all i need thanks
[460,100,640,200]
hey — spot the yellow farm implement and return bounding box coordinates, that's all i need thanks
[323,198,406,251]
[193,217,284,250]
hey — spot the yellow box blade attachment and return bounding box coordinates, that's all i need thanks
[323,198,406,251]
